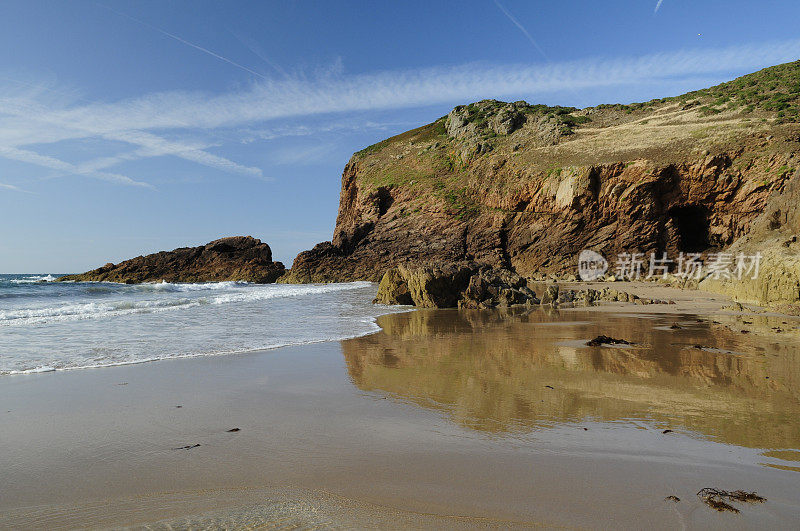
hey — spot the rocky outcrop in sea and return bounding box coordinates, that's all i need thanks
[59,236,286,284]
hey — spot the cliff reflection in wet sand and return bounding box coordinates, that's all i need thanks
[342,309,800,451]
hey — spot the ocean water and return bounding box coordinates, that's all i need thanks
[0,274,407,375]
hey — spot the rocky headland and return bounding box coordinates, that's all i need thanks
[283,61,800,311]
[59,236,285,284]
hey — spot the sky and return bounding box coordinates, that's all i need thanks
[1,0,799,272]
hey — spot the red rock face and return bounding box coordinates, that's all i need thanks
[287,148,793,283]
[60,236,285,284]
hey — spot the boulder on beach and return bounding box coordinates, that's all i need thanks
[374,262,539,309]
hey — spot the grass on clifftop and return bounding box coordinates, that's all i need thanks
[661,60,800,122]
[356,120,447,158]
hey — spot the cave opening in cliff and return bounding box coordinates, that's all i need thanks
[669,204,711,253]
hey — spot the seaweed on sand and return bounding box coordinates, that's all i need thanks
[697,488,766,513]
[586,335,631,347]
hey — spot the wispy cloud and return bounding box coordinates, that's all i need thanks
[0,181,32,193]
[0,88,264,182]
[0,145,150,187]
[238,120,419,144]
[655,0,665,13]
[2,37,799,188]
[51,38,800,129]
[268,143,338,166]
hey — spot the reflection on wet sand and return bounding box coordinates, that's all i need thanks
[343,308,800,451]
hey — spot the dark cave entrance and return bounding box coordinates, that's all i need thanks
[668,204,711,253]
[375,186,394,217]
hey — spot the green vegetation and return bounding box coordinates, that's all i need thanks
[591,61,800,123]
[546,165,563,178]
[438,186,480,220]
[355,120,448,158]
[665,60,800,122]
[362,166,429,190]
[356,138,389,157]
[699,105,723,116]
[459,100,591,138]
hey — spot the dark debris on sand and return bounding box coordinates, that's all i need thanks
[586,335,631,347]
[697,488,766,513]
[173,443,201,450]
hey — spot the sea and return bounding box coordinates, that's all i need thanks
[0,274,407,375]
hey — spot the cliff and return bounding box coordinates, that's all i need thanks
[59,236,286,284]
[283,61,800,309]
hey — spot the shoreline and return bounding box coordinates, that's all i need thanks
[4,279,797,377]
[1,320,389,376]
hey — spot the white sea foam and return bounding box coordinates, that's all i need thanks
[0,281,373,326]
[8,274,57,284]
[141,280,248,292]
[0,279,410,375]
[0,317,392,375]
[0,297,201,324]
[6,366,57,375]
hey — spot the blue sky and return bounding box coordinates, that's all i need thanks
[1,0,799,272]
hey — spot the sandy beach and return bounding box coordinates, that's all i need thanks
[2,286,800,529]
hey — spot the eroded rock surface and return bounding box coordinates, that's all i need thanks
[374,263,538,309]
[59,236,286,284]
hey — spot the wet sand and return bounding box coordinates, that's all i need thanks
[2,304,800,529]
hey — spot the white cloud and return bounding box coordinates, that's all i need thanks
[268,143,338,166]
[0,145,150,187]
[0,181,31,193]
[238,120,419,144]
[1,37,798,187]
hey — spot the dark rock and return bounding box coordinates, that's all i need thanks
[59,236,285,284]
[374,263,539,309]
[373,268,413,305]
[586,335,632,347]
[540,285,560,305]
[400,262,475,308]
